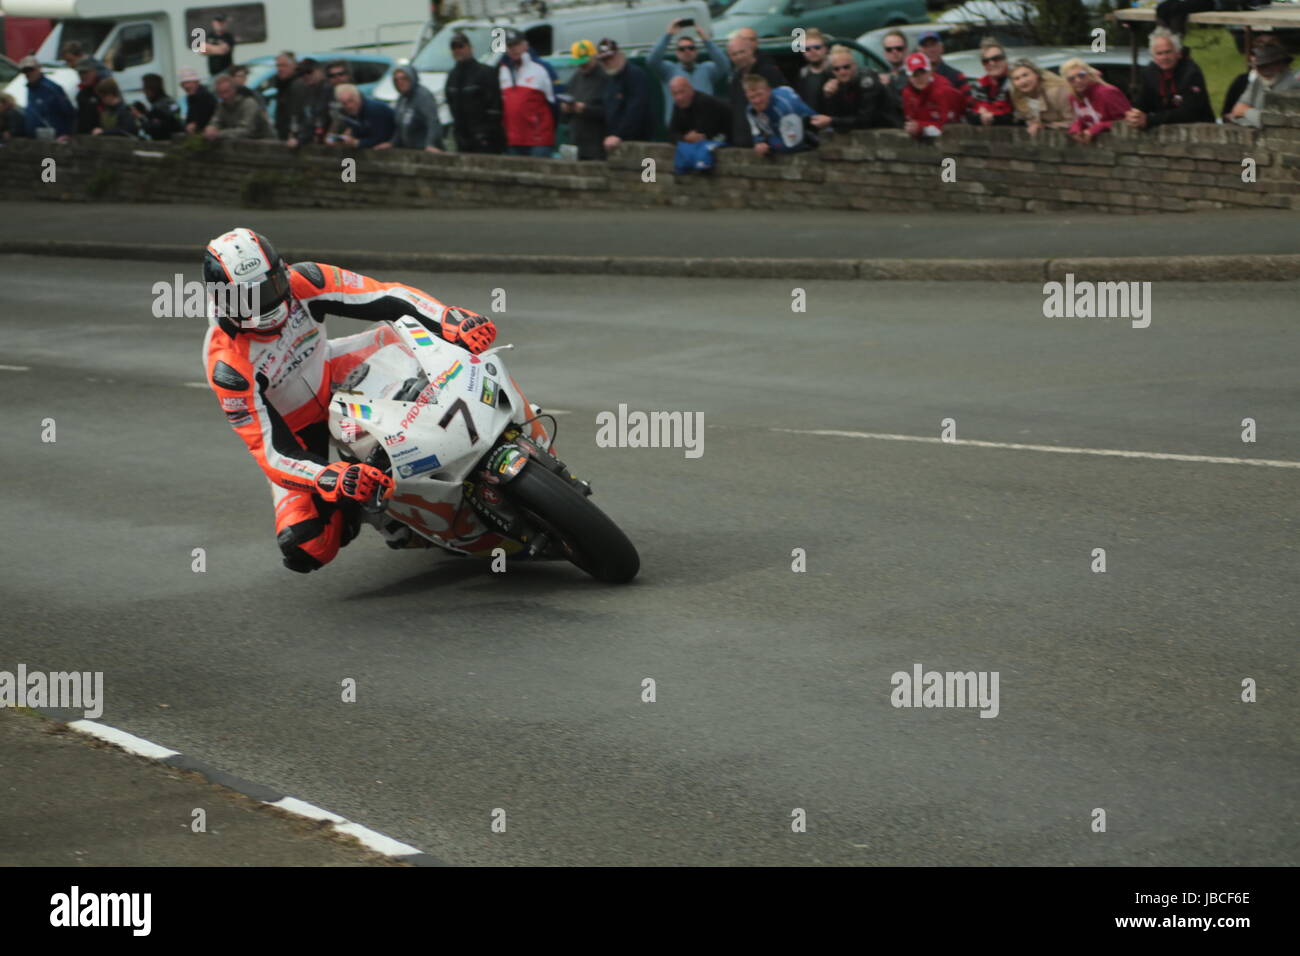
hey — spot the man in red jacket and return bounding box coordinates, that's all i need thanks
[499,29,555,156]
[901,53,966,138]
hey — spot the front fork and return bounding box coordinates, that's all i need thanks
[482,426,591,497]
[474,427,591,557]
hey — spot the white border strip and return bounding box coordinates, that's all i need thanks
[63,719,427,862]
[773,429,1300,470]
[335,822,422,857]
[68,719,180,760]
[268,796,346,824]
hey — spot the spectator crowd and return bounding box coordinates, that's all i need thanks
[4,14,1298,171]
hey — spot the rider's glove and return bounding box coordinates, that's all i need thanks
[314,461,394,503]
[441,307,497,355]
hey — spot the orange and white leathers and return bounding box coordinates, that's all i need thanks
[202,262,488,571]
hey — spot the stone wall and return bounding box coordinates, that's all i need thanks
[5,91,1300,214]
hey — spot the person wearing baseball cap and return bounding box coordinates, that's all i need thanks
[597,37,654,151]
[18,56,76,138]
[201,13,236,76]
[74,57,109,134]
[445,34,505,153]
[901,52,967,139]
[499,27,556,155]
[562,40,609,159]
[917,30,967,92]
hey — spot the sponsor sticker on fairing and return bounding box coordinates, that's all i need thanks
[221,396,249,412]
[480,380,498,407]
[397,453,441,478]
[337,401,373,421]
[432,360,462,390]
[340,419,358,443]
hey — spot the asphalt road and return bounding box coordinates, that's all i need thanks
[1,255,1296,866]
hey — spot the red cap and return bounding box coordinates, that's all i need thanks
[905,53,930,75]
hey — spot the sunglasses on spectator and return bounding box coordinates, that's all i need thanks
[450,41,467,49]
[884,45,906,53]
[677,44,696,51]
[806,43,825,50]
[1066,71,1090,80]
[982,54,1005,64]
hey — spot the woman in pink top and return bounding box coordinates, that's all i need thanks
[1061,57,1131,144]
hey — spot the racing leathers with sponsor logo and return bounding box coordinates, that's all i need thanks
[201,228,496,572]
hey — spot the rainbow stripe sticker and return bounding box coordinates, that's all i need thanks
[409,327,434,347]
[345,402,372,420]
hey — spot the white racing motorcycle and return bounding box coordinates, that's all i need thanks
[328,317,639,584]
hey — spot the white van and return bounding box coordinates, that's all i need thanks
[4,0,427,106]
[371,0,712,123]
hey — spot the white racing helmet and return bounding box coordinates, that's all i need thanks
[203,228,293,331]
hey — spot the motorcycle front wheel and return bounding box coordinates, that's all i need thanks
[505,463,640,584]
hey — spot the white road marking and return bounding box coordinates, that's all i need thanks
[774,429,1300,470]
[0,364,31,371]
[58,719,427,860]
[335,822,422,857]
[183,382,210,389]
[268,796,346,823]
[68,719,180,759]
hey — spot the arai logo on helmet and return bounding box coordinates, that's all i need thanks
[233,259,263,277]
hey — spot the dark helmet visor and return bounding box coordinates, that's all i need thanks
[233,262,291,319]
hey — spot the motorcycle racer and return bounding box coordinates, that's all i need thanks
[201,227,497,573]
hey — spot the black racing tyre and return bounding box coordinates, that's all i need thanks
[506,463,640,583]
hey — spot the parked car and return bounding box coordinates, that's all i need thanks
[858,20,1033,62]
[938,0,1109,23]
[713,0,927,47]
